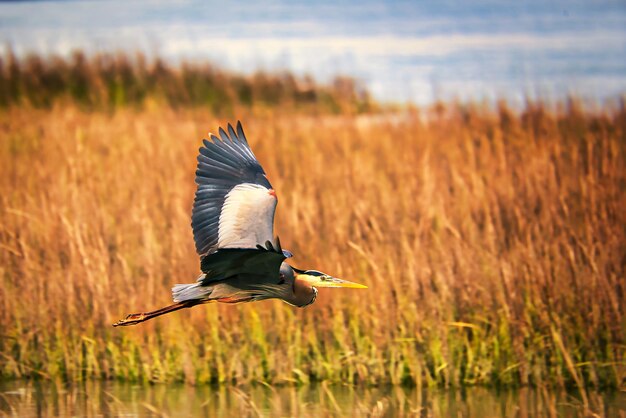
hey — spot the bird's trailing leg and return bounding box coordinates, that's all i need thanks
[112,300,202,327]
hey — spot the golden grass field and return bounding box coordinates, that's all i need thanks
[0,55,624,392]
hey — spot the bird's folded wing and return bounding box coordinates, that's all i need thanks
[198,240,287,283]
[192,121,277,257]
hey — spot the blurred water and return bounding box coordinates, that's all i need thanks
[0,0,625,105]
[1,380,625,417]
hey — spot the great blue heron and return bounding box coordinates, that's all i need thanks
[113,122,366,327]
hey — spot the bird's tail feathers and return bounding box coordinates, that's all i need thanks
[172,282,211,302]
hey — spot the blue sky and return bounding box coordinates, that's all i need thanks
[1,0,625,105]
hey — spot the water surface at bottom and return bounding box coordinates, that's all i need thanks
[0,380,624,417]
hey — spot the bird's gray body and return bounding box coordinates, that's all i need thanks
[172,261,317,307]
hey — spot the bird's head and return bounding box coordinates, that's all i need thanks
[294,269,368,289]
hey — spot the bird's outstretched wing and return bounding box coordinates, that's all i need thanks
[192,121,278,257]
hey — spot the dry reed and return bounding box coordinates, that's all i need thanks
[0,49,372,114]
[0,56,624,390]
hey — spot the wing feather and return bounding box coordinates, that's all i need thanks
[191,122,276,257]
[199,242,286,278]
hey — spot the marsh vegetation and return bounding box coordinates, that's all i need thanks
[0,54,624,414]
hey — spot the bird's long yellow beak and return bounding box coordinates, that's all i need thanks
[297,273,368,289]
[319,277,368,288]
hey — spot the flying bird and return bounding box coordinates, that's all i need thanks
[113,122,366,326]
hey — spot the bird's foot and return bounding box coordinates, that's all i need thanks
[112,313,146,327]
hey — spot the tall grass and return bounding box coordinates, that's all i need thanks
[0,57,624,390]
[0,49,372,114]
